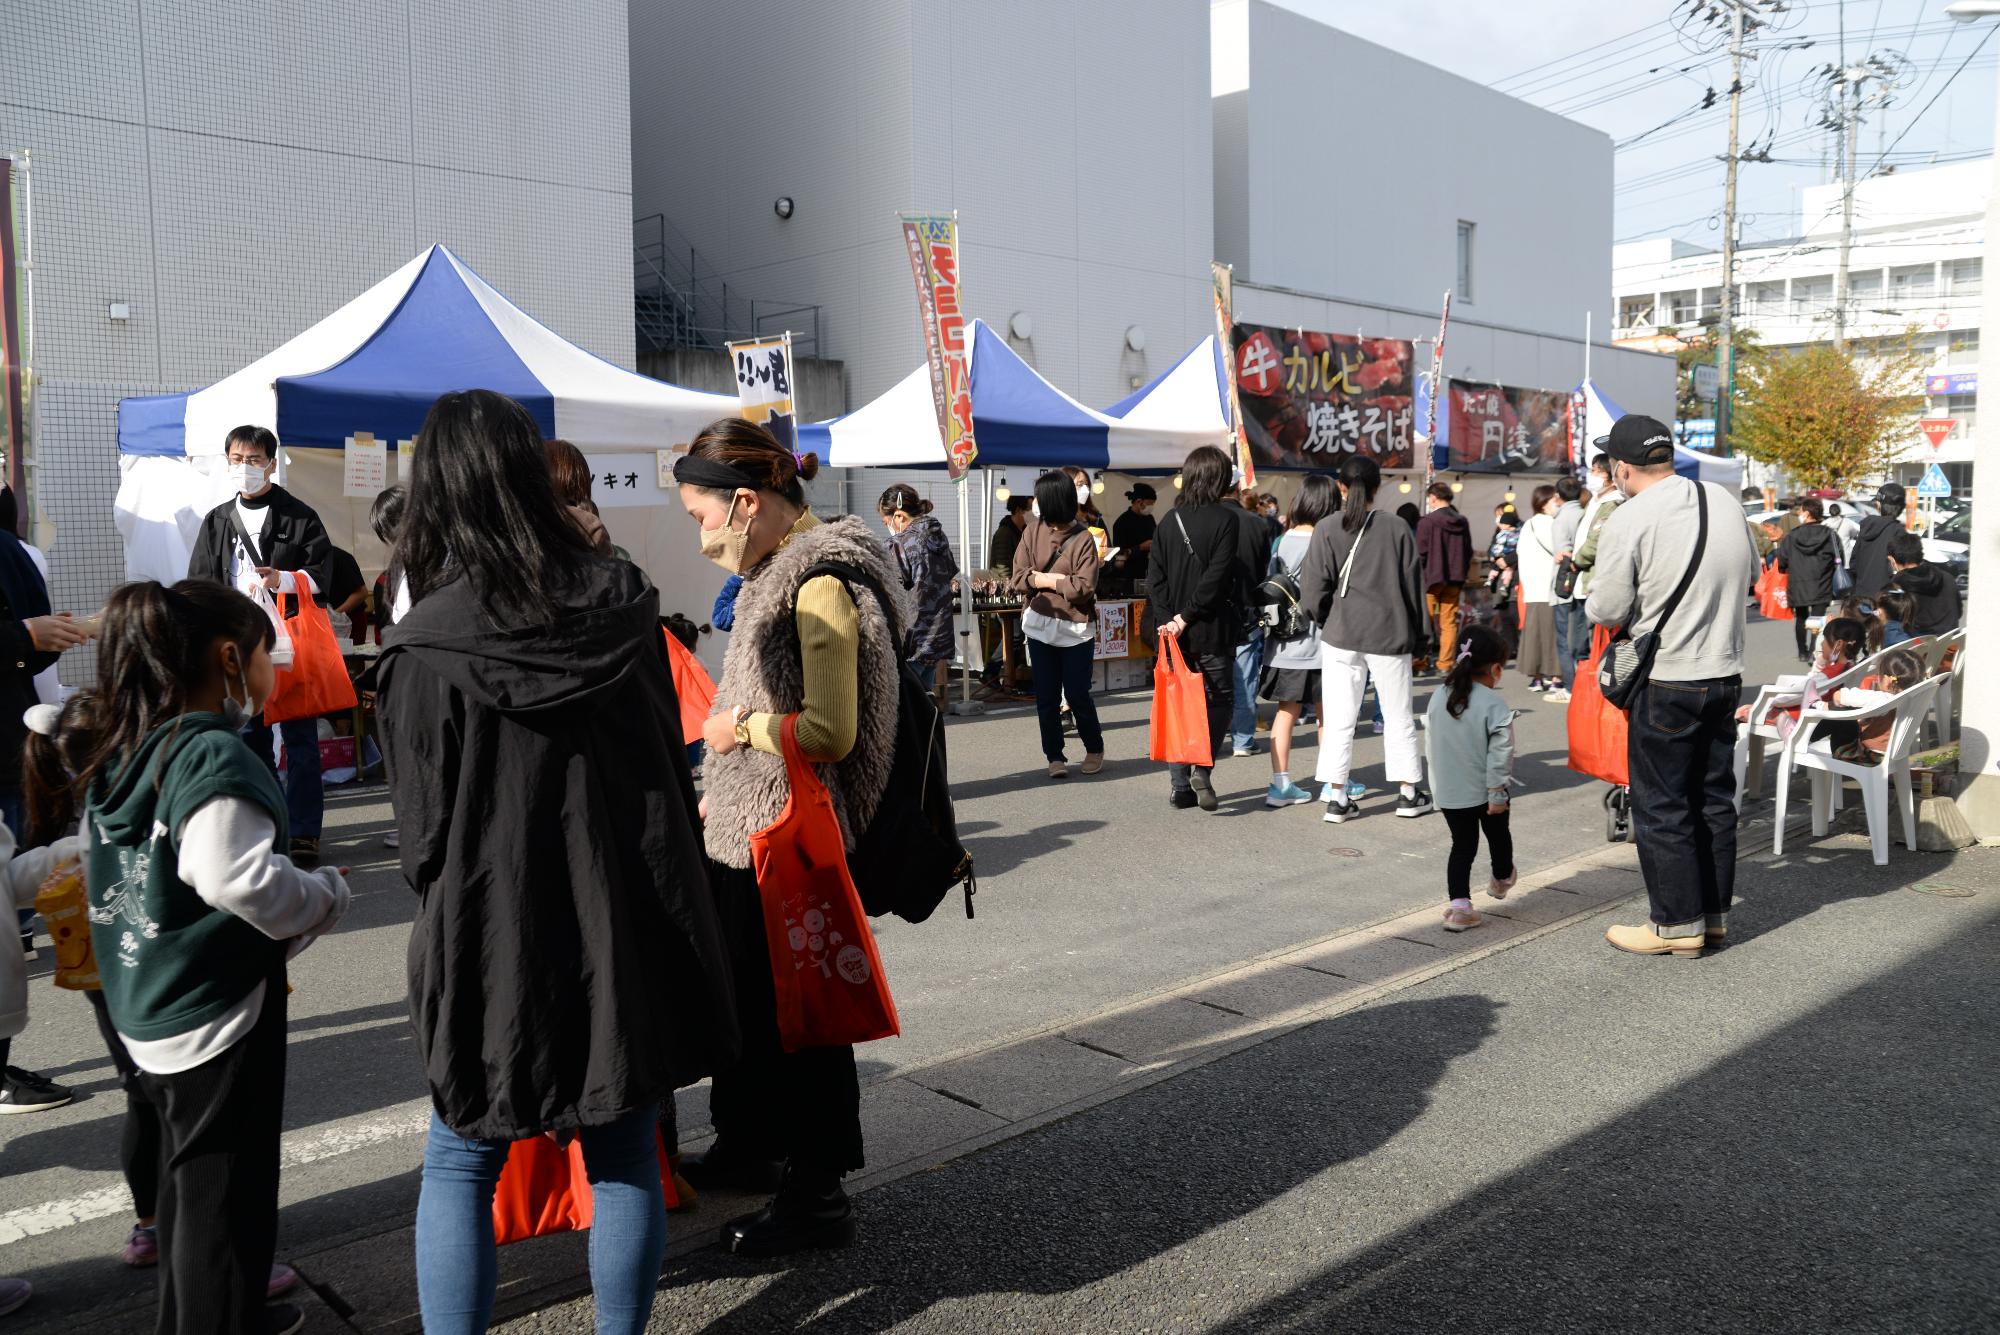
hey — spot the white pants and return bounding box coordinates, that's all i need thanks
[1314,645,1424,788]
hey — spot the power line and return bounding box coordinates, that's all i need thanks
[1862,22,2000,177]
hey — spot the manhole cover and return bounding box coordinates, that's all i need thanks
[1328,847,1364,859]
[1908,882,1975,899]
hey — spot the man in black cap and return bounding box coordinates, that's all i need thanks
[1111,482,1158,584]
[1584,414,1757,959]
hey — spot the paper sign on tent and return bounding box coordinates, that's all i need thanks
[343,433,387,496]
[1918,418,1954,451]
[1915,462,1953,499]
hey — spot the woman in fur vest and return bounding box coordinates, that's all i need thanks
[673,418,907,1257]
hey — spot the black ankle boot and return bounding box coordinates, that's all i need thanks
[721,1165,856,1257]
[679,1138,784,1194]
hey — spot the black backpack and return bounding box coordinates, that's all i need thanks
[1256,564,1310,642]
[796,560,975,922]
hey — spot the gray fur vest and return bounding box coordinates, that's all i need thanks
[702,515,908,870]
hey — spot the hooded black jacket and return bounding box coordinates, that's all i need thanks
[377,558,736,1140]
[1892,560,1963,637]
[1848,514,1903,598]
[1776,521,1840,608]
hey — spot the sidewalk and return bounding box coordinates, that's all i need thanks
[496,812,2000,1333]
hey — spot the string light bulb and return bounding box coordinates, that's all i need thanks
[1092,473,1106,495]
[1172,473,1184,490]
[1451,480,1464,493]
[1398,481,1412,494]
[994,485,1011,502]
[1504,488,1516,503]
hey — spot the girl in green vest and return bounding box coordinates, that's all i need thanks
[67,579,349,1335]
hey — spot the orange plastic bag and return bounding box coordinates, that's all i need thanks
[1567,624,1630,786]
[749,715,899,1053]
[264,574,359,725]
[1147,630,1212,766]
[662,629,717,744]
[1756,563,1790,621]
[490,1127,679,1246]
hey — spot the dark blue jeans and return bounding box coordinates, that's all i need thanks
[242,717,322,839]
[1028,636,1103,763]
[1627,677,1741,936]
[415,1106,665,1335]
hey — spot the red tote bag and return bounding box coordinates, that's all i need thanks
[662,629,717,743]
[1566,624,1630,787]
[264,573,359,725]
[490,1127,680,1246]
[1148,630,1212,766]
[748,716,900,1053]
[1756,563,1790,621]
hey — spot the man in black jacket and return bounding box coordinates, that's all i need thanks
[1775,497,1840,663]
[187,425,335,867]
[1849,483,1906,599]
[1887,530,1963,636]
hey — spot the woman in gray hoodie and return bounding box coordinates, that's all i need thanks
[1297,456,1432,823]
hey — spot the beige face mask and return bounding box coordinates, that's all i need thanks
[699,496,754,574]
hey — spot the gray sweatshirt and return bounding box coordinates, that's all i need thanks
[1585,476,1758,682]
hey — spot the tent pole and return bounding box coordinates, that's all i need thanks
[953,471,982,714]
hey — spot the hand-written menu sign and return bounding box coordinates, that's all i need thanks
[343,433,387,496]
[1094,600,1131,661]
[586,452,669,509]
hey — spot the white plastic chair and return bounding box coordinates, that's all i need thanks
[1919,627,1965,745]
[1734,638,1925,809]
[1771,675,1945,866]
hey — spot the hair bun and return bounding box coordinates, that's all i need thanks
[917,497,934,516]
[793,451,820,483]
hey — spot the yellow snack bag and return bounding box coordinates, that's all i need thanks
[34,858,99,991]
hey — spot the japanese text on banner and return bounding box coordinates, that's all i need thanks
[1228,325,1416,470]
[899,213,976,478]
[726,334,798,454]
[1446,381,1571,475]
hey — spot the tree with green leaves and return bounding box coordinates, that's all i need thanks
[1730,335,1926,489]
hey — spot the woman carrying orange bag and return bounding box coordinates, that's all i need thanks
[673,417,906,1258]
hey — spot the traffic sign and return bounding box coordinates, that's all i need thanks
[1915,462,1953,499]
[1692,363,1719,401]
[1919,417,1955,450]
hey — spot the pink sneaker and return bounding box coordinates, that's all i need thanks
[268,1263,298,1299]
[1443,902,1482,933]
[1488,870,1517,900]
[122,1224,159,1268]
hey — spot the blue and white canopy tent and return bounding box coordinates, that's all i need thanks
[1577,379,1743,488]
[114,245,738,619]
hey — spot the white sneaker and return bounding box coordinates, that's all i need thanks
[1322,797,1358,824]
[1542,687,1573,704]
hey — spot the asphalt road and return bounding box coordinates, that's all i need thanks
[2,612,1815,1330]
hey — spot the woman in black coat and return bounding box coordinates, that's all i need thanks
[378,390,735,1334]
[1776,497,1841,663]
[1147,445,1256,811]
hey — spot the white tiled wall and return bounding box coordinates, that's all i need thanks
[4,0,635,658]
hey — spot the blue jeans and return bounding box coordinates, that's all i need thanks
[243,717,322,839]
[1231,630,1265,751]
[415,1107,666,1335]
[1553,602,1574,689]
[1028,637,1103,762]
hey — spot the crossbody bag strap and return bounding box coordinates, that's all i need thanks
[1646,482,1710,638]
[1337,513,1371,599]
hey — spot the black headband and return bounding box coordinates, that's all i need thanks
[672,455,760,492]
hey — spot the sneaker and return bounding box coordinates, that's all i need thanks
[382,829,400,850]
[1168,789,1199,810]
[1443,903,1483,933]
[265,1302,306,1335]
[1322,797,1358,824]
[123,1224,159,1268]
[1395,787,1434,818]
[0,1278,30,1318]
[289,837,321,870]
[268,1263,298,1299]
[1371,719,1386,735]
[1188,768,1219,812]
[1542,687,1572,703]
[1346,780,1366,800]
[1231,745,1256,758]
[1047,761,1069,780]
[1488,870,1517,900]
[0,1067,74,1114]
[1265,778,1314,808]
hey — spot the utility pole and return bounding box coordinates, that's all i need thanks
[1834,72,1859,349]
[1717,2,1746,454]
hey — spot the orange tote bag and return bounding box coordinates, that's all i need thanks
[1566,624,1630,787]
[1148,630,1211,766]
[490,1128,679,1246]
[662,629,717,744]
[264,573,359,724]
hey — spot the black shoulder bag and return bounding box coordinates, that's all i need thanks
[1598,483,1708,711]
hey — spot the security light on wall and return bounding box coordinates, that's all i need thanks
[1124,324,1147,352]
[773,197,795,220]
[107,301,130,321]
[1010,311,1033,340]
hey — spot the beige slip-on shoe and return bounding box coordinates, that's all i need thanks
[1605,922,1707,958]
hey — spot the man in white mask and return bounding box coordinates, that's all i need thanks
[188,425,335,868]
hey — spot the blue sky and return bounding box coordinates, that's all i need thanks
[1271,0,1997,249]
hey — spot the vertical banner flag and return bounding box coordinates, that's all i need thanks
[1423,291,1450,488]
[1211,261,1254,487]
[727,333,798,454]
[0,159,26,523]
[899,213,976,478]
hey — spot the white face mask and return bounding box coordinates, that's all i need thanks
[1075,485,1090,505]
[1031,500,1041,520]
[229,461,269,495]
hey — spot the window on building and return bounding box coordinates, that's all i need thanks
[1457,221,1474,303]
[1791,275,1832,320]
[1890,263,1936,302]
[1849,270,1882,307]
[1618,295,1655,330]
[1699,286,1721,317]
[1951,258,1982,297]
[1748,281,1784,318]
[1950,331,1979,367]
[1666,289,1698,323]
[1946,391,1977,431]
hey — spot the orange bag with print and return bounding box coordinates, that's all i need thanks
[749,715,899,1053]
[1147,630,1211,766]
[263,573,359,725]
[490,1127,679,1246]
[662,629,717,744]
[1566,624,1630,786]
[1756,562,1790,621]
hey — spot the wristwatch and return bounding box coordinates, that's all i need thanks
[733,708,753,748]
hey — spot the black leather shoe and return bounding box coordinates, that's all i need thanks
[722,1174,855,1257]
[679,1140,784,1194]
[1168,789,1198,810]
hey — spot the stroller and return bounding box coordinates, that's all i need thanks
[1604,785,1631,842]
